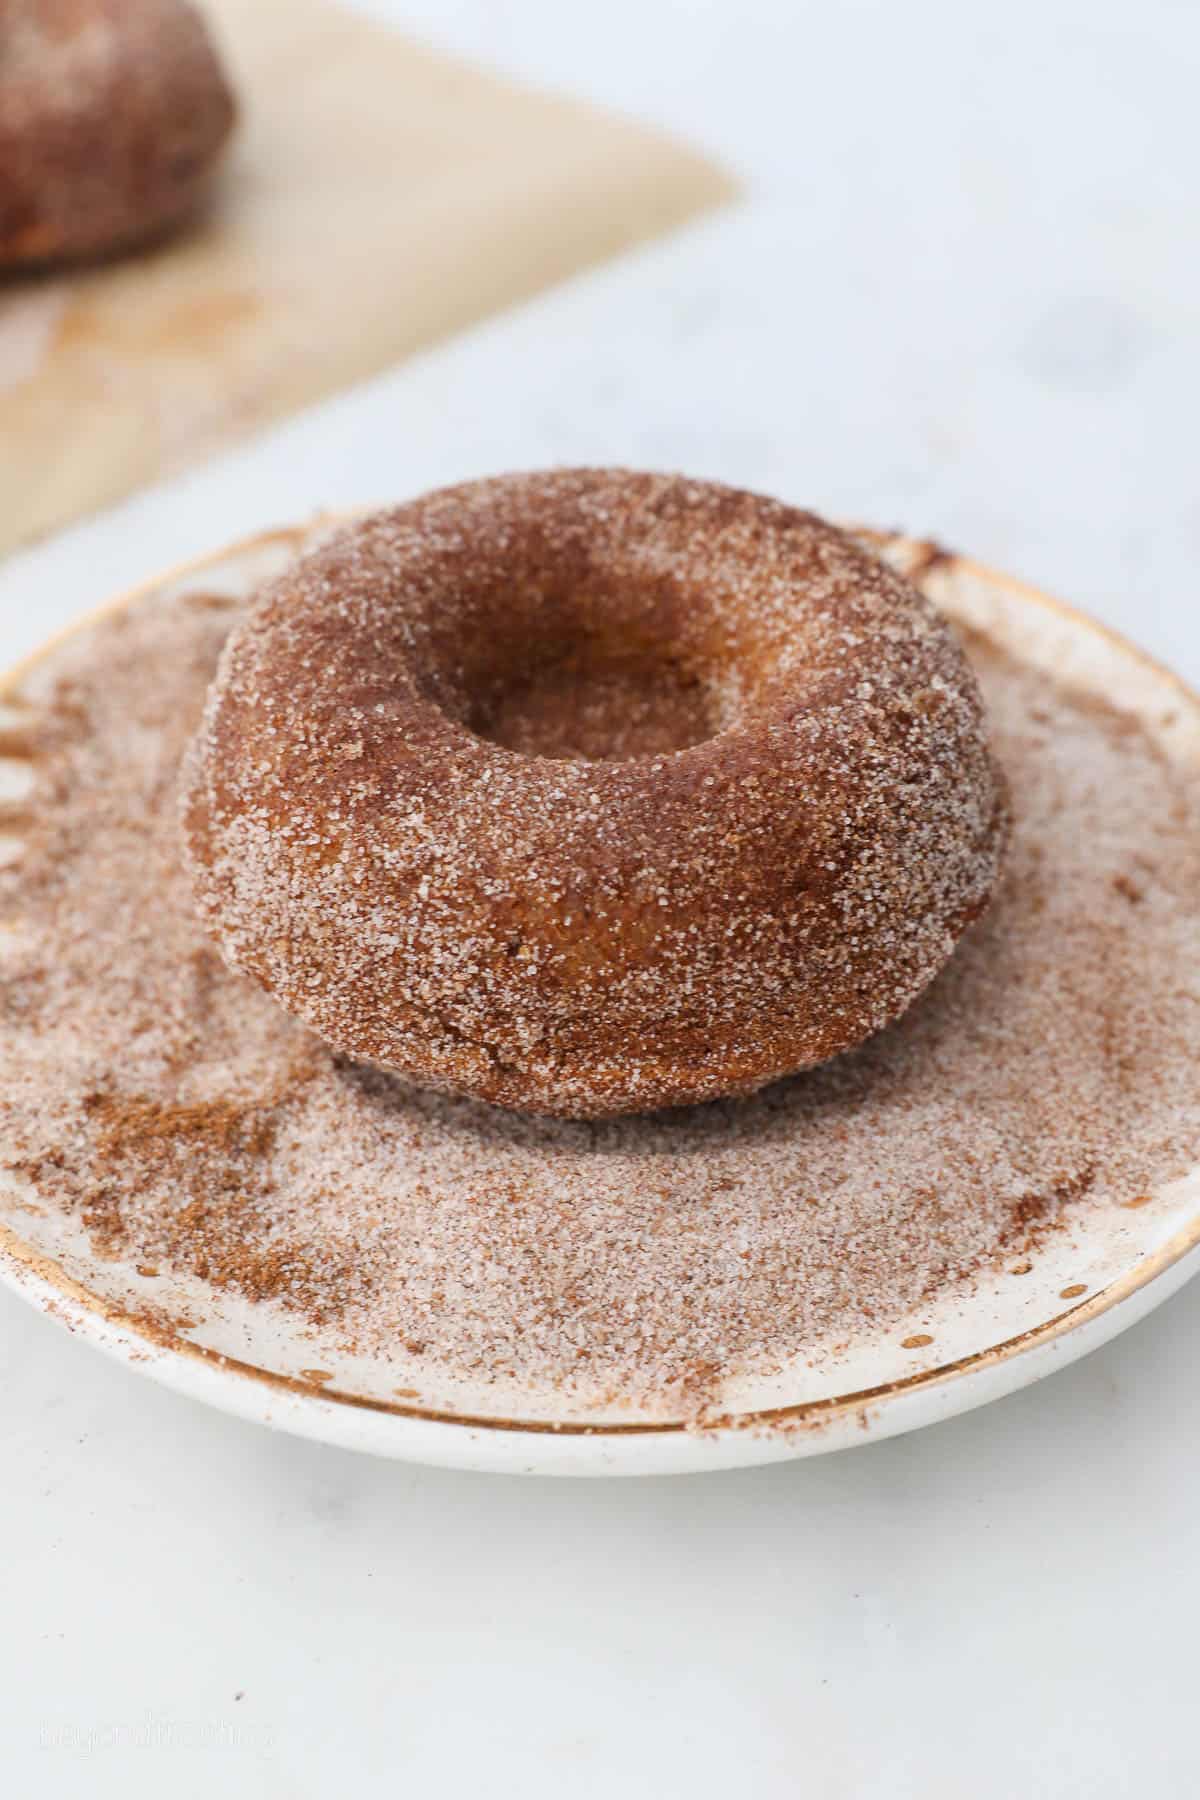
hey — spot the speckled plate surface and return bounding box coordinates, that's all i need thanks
[1,524,1198,1476]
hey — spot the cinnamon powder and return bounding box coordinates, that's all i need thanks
[1,583,1199,1418]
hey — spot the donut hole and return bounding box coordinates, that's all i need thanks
[463,636,726,763]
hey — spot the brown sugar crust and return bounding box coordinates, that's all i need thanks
[181,471,1011,1117]
[0,0,236,268]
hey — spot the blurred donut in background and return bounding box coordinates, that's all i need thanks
[0,0,236,268]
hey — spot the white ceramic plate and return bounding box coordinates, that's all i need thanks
[1,524,1198,1477]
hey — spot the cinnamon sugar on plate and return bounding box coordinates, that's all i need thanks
[2,564,1200,1423]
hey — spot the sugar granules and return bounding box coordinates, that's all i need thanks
[2,585,1199,1419]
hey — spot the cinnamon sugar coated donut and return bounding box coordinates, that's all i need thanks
[182,471,1011,1117]
[0,0,236,268]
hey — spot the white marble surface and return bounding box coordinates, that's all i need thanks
[3,1,1200,1794]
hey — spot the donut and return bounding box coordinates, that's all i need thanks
[182,470,1011,1118]
[0,0,236,268]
